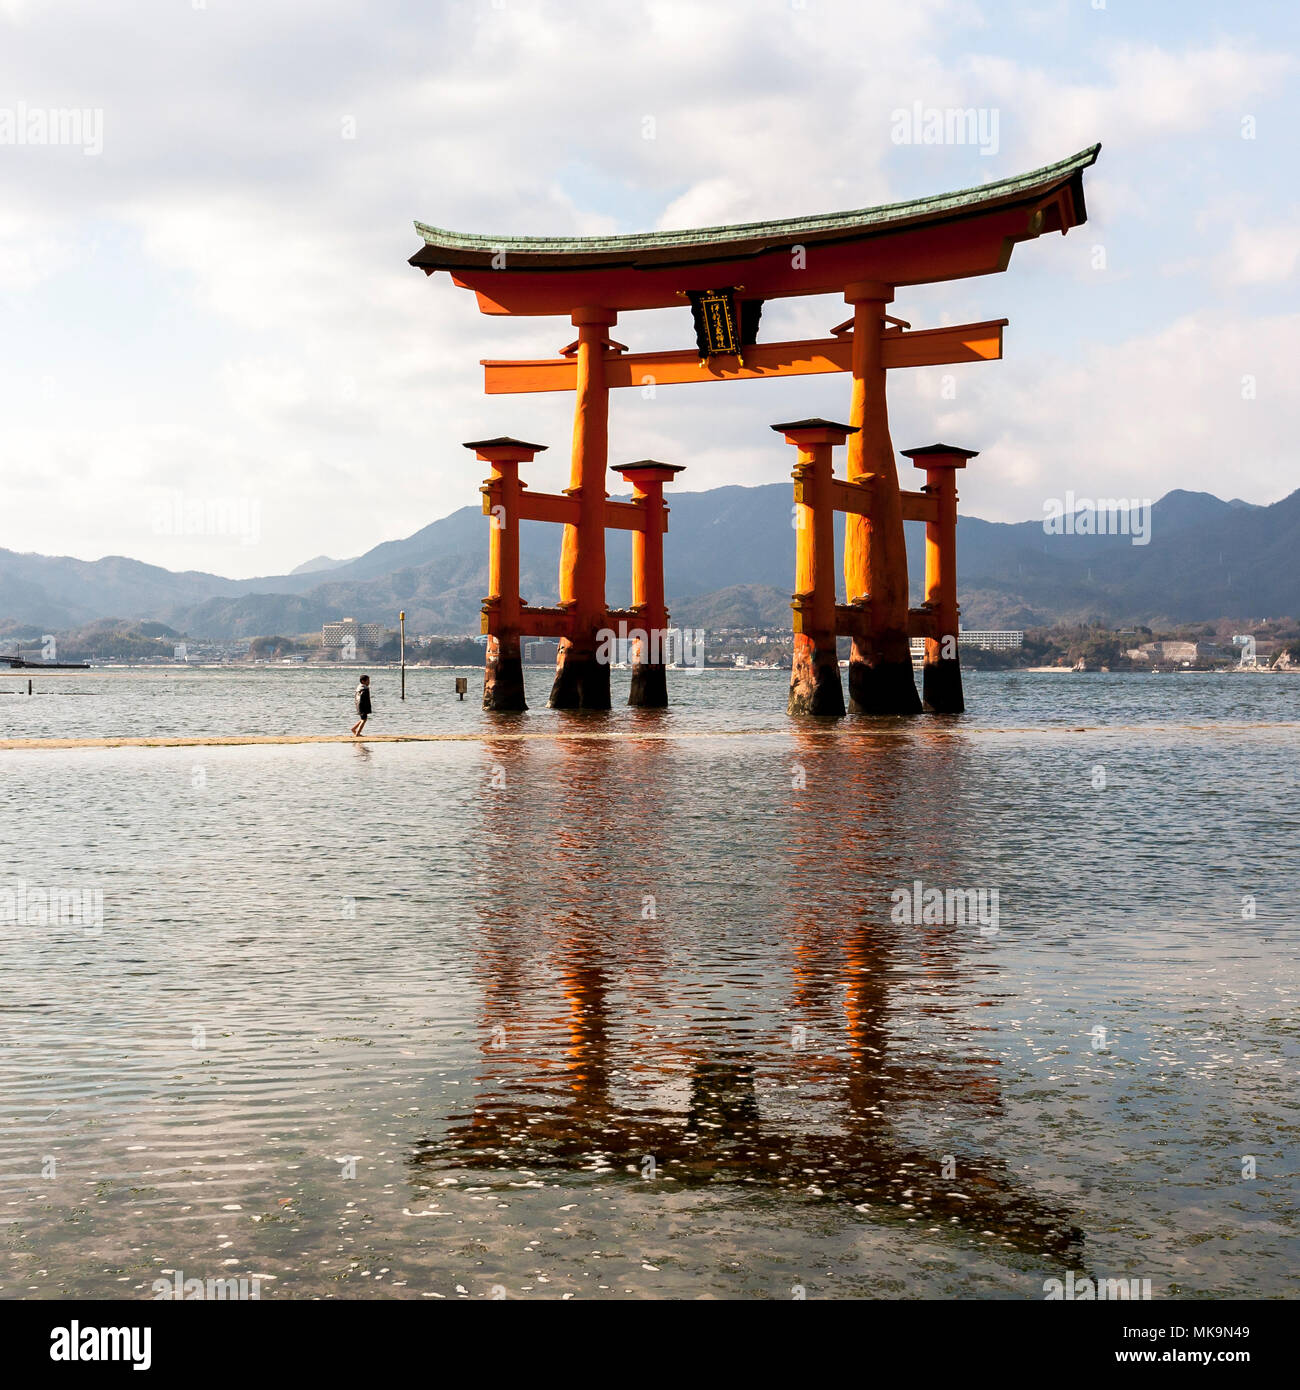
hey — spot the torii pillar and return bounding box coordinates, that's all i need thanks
[613,460,684,708]
[466,436,546,712]
[902,444,978,714]
[550,307,617,710]
[773,418,851,717]
[844,281,922,716]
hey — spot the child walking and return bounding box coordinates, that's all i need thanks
[350,674,373,737]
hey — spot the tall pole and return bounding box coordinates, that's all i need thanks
[550,307,615,710]
[843,280,921,715]
[464,437,547,711]
[773,419,852,717]
[903,444,977,713]
[399,610,405,700]
[614,460,684,708]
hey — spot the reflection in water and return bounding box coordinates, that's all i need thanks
[412,724,1082,1262]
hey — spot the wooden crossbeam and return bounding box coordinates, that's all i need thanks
[793,480,936,522]
[794,476,875,517]
[605,499,663,533]
[900,488,939,524]
[482,320,1007,395]
[881,321,1005,369]
[830,604,943,640]
[487,488,577,527]
[481,603,668,639]
[907,606,939,640]
[833,602,872,639]
[830,477,874,517]
[480,604,573,639]
[481,488,659,532]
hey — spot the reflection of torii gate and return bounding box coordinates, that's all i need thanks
[410,144,1099,715]
[434,728,1086,1268]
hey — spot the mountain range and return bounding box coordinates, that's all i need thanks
[1,485,1296,638]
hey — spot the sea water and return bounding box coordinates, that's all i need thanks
[1,668,1297,1298]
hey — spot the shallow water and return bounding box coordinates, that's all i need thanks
[1,669,1297,1299]
[4,663,1300,739]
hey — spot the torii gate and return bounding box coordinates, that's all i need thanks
[410,144,1099,714]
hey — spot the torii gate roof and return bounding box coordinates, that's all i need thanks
[410,144,1099,316]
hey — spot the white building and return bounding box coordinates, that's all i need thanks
[321,618,386,652]
[959,630,1024,650]
[910,630,1023,656]
[523,640,560,665]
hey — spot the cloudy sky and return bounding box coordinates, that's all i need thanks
[1,0,1296,578]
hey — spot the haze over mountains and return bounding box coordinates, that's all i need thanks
[1,485,1296,638]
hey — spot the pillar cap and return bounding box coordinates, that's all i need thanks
[771,418,858,446]
[901,443,979,468]
[463,436,548,462]
[844,280,894,304]
[613,459,686,483]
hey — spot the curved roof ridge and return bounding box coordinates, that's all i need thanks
[413,143,1100,255]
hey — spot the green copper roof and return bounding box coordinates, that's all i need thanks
[411,144,1099,266]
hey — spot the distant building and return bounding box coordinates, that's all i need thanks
[960,630,1024,650]
[664,628,707,666]
[1133,640,1220,664]
[322,618,386,653]
[523,639,560,665]
[910,630,1023,656]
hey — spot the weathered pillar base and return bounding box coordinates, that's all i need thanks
[847,635,922,715]
[922,657,965,714]
[483,634,527,711]
[548,642,611,710]
[788,634,845,717]
[628,661,667,708]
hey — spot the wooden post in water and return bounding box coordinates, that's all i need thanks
[613,459,684,708]
[773,419,852,717]
[902,444,978,714]
[399,610,406,700]
[464,436,548,711]
[844,281,922,716]
[550,308,616,710]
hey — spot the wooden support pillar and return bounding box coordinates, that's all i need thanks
[613,459,684,708]
[772,418,851,717]
[844,281,922,715]
[902,444,978,714]
[465,435,547,711]
[551,307,616,710]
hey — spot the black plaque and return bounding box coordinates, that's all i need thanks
[688,288,741,358]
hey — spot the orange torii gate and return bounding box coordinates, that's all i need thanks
[410,144,1099,714]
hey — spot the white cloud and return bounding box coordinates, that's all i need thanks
[0,0,1294,583]
[923,310,1300,522]
[1221,222,1300,287]
[0,209,73,290]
